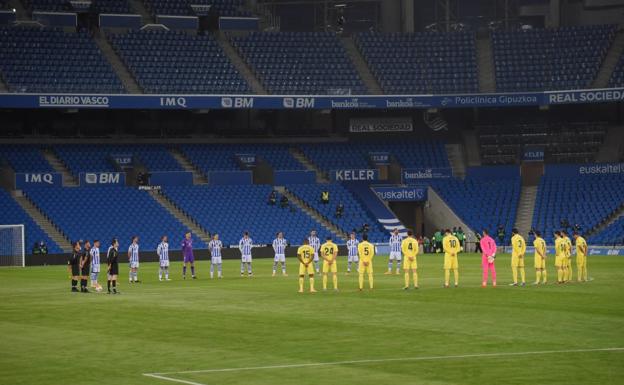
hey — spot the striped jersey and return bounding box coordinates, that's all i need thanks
[90,247,100,267]
[308,236,320,253]
[157,241,169,263]
[273,238,287,255]
[239,237,253,257]
[128,243,139,262]
[347,239,359,257]
[209,240,222,258]
[389,234,403,253]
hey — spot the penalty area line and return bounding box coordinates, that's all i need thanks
[143,347,624,384]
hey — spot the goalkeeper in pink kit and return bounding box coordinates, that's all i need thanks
[480,229,497,287]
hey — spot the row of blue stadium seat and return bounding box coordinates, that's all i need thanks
[0,145,54,173]
[22,0,131,13]
[143,0,251,17]
[588,216,624,246]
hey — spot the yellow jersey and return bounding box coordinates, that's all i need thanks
[533,237,546,257]
[442,235,461,256]
[555,237,565,257]
[401,237,419,258]
[358,241,375,263]
[511,234,526,257]
[563,237,572,257]
[575,236,587,257]
[320,241,337,262]
[297,245,315,264]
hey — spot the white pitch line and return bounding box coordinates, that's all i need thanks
[144,347,624,383]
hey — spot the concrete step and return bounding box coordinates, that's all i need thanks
[95,33,142,94]
[596,125,624,163]
[476,36,496,93]
[41,149,79,187]
[289,148,329,183]
[276,186,348,241]
[216,32,266,94]
[593,30,624,88]
[12,191,72,253]
[0,73,8,92]
[127,0,154,24]
[169,148,208,185]
[513,185,538,236]
[341,36,383,95]
[445,144,466,178]
[148,190,212,243]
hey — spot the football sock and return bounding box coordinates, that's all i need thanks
[299,277,304,291]
[542,270,547,283]
[358,272,364,289]
[453,270,459,286]
[512,267,518,284]
[444,269,450,286]
[520,268,526,283]
[309,277,315,291]
[107,280,110,291]
[190,266,195,277]
[164,267,169,279]
[281,262,286,274]
[557,269,563,282]
[535,270,541,284]
[322,274,327,290]
[388,261,392,272]
[404,272,410,287]
[218,263,222,274]
[240,262,244,274]
[183,266,187,276]
[314,261,319,271]
[397,261,401,271]
[71,279,77,289]
[210,264,214,274]
[413,271,418,287]
[332,274,337,289]
[247,263,252,274]
[272,261,278,274]
[368,272,373,289]
[347,261,352,272]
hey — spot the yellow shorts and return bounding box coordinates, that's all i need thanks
[443,255,458,270]
[534,256,546,269]
[299,263,315,276]
[576,256,586,268]
[511,255,525,268]
[322,261,337,273]
[403,257,417,270]
[359,262,373,274]
[554,255,566,268]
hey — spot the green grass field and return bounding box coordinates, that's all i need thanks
[1,253,623,385]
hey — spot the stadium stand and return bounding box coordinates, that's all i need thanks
[589,216,624,246]
[492,25,616,92]
[299,140,450,175]
[285,183,386,242]
[0,189,62,255]
[24,187,205,251]
[0,27,124,93]
[143,0,251,17]
[431,175,521,244]
[478,121,607,165]
[230,32,367,95]
[0,145,54,173]
[532,175,624,243]
[608,53,624,87]
[21,0,131,13]
[53,145,184,177]
[161,185,331,246]
[355,31,479,94]
[108,30,250,94]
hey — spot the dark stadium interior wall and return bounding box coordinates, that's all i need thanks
[389,201,424,237]
[271,1,380,32]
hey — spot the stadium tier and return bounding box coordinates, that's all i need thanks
[532,174,624,243]
[608,53,624,88]
[230,32,367,95]
[0,145,54,173]
[0,189,62,254]
[431,175,521,244]
[0,27,124,93]
[285,183,385,243]
[143,0,251,17]
[355,32,478,94]
[24,187,205,251]
[299,140,449,175]
[492,25,616,92]
[160,185,332,246]
[478,121,607,165]
[589,216,624,246]
[108,30,250,94]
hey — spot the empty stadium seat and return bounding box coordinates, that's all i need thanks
[589,216,624,245]
[231,32,367,95]
[22,0,131,13]
[355,31,479,94]
[0,145,53,173]
[143,0,251,17]
[0,26,124,93]
[108,30,250,94]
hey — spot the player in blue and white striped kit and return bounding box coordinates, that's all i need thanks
[157,235,170,281]
[128,236,140,283]
[346,232,359,274]
[89,240,102,291]
[239,231,253,277]
[387,229,403,275]
[272,231,288,277]
[308,230,321,273]
[208,233,223,279]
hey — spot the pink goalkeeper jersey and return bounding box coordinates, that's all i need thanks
[480,235,497,258]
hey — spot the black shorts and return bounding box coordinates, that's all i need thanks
[108,265,119,276]
[71,265,80,276]
[81,265,90,276]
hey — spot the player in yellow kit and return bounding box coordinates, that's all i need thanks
[554,231,567,284]
[320,236,339,291]
[297,238,316,293]
[442,229,461,288]
[510,228,526,286]
[401,230,419,290]
[357,234,375,291]
[562,230,573,282]
[573,232,588,282]
[533,231,547,285]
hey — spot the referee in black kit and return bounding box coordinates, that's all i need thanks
[67,241,81,292]
[107,238,120,294]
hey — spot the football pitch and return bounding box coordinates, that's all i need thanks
[1,253,623,385]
